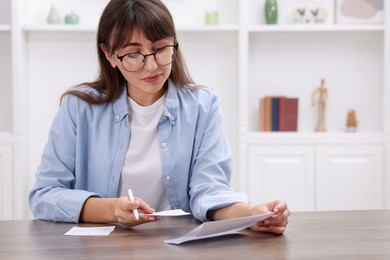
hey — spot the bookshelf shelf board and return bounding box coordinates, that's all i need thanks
[0,24,11,31]
[246,132,384,145]
[21,24,240,33]
[21,24,97,33]
[176,24,239,32]
[248,25,385,33]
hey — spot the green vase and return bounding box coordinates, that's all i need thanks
[264,0,278,25]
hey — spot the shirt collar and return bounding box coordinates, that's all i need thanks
[112,80,180,125]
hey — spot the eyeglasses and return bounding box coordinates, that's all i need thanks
[114,43,179,72]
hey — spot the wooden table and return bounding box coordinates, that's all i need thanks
[0,210,389,259]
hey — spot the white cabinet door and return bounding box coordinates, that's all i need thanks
[316,145,384,211]
[247,145,315,211]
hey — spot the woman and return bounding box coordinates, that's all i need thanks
[29,0,289,234]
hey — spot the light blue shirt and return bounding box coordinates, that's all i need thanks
[29,80,248,223]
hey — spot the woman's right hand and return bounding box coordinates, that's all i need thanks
[113,196,161,227]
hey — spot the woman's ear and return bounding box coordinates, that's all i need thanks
[100,43,117,68]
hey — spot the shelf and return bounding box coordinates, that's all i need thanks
[21,24,97,33]
[246,132,385,145]
[176,24,239,32]
[248,24,385,33]
[21,24,240,33]
[0,24,11,31]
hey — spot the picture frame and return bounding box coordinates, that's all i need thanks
[335,0,384,25]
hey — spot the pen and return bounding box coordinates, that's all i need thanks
[127,189,139,221]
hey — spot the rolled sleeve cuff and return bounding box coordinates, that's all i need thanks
[194,192,249,222]
[52,190,101,223]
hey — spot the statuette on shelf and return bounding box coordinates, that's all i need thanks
[292,7,328,24]
[292,8,305,23]
[346,109,358,132]
[310,8,328,23]
[311,78,328,132]
[47,4,61,24]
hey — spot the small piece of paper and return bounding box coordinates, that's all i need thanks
[164,212,274,244]
[146,209,191,217]
[64,226,115,236]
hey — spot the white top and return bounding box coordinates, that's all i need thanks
[118,93,170,211]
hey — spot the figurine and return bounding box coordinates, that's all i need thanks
[311,78,328,132]
[292,8,305,23]
[346,109,358,132]
[310,7,328,23]
[293,6,328,24]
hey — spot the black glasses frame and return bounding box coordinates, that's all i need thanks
[114,43,179,72]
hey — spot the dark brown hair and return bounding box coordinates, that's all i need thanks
[62,0,194,104]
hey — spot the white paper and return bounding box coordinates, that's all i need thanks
[64,226,115,236]
[146,209,191,216]
[164,212,275,244]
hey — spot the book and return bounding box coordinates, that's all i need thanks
[259,98,265,131]
[278,97,298,131]
[263,96,273,131]
[271,97,279,131]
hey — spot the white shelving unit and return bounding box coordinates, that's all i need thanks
[0,0,389,219]
[239,0,389,211]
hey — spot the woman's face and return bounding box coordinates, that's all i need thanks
[104,28,174,106]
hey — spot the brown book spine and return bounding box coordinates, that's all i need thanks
[259,97,265,131]
[264,96,273,131]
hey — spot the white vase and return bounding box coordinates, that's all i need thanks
[47,4,61,24]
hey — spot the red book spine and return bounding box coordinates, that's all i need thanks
[278,97,298,131]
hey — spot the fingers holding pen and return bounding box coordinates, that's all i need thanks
[114,196,160,226]
[124,197,160,224]
[127,189,140,220]
[129,197,160,221]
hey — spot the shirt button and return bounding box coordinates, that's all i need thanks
[170,116,175,121]
[165,176,171,181]
[115,115,120,120]
[163,116,167,120]
[161,142,167,148]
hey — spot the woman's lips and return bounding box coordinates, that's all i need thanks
[143,74,161,83]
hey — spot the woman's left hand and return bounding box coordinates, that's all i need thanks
[250,200,290,235]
